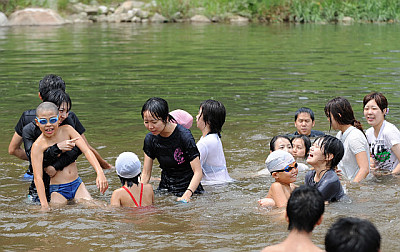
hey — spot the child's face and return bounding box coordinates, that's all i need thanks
[292,138,306,158]
[307,139,326,166]
[143,110,166,136]
[364,99,385,127]
[196,108,206,130]
[273,162,298,184]
[274,138,293,154]
[58,102,70,124]
[35,110,59,138]
[295,112,315,136]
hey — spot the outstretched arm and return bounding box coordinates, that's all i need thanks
[71,129,108,194]
[177,157,202,202]
[141,153,153,184]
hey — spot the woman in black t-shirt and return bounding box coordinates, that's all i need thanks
[141,97,203,202]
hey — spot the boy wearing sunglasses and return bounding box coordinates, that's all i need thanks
[258,150,298,208]
[31,102,108,211]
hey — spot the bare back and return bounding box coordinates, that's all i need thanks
[111,183,154,208]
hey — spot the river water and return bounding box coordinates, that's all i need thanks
[0,23,399,251]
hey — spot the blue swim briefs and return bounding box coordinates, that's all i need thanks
[49,177,83,200]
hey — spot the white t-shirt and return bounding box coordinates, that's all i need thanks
[366,120,400,171]
[336,126,370,181]
[197,133,234,185]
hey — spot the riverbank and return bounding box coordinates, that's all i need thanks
[1,0,400,26]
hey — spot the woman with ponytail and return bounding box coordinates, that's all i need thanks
[324,97,370,182]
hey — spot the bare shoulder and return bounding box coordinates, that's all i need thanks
[261,244,284,252]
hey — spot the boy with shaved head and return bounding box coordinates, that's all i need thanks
[31,102,108,211]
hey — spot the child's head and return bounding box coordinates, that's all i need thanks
[324,97,363,132]
[197,100,226,137]
[170,109,193,129]
[291,135,311,159]
[325,217,381,252]
[363,92,388,127]
[286,185,324,233]
[141,97,171,123]
[115,152,141,187]
[39,74,66,101]
[307,135,344,170]
[294,107,315,136]
[265,150,298,183]
[44,89,71,124]
[270,135,293,154]
[35,102,60,136]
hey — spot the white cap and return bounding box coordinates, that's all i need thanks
[265,150,295,173]
[115,152,141,178]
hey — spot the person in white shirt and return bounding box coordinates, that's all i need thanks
[363,92,400,175]
[196,100,234,185]
[324,97,370,182]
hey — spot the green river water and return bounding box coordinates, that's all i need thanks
[0,23,399,251]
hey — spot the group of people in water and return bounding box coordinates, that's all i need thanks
[8,74,396,251]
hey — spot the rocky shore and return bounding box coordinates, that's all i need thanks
[0,0,250,26]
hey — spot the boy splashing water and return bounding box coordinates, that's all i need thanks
[31,102,108,211]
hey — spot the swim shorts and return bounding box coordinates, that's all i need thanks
[49,177,82,200]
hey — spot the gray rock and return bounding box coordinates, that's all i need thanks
[136,10,149,19]
[131,16,141,23]
[8,8,65,26]
[229,15,249,23]
[0,12,7,26]
[96,14,108,22]
[115,0,145,14]
[150,13,167,23]
[341,16,354,24]
[98,5,108,14]
[190,15,211,23]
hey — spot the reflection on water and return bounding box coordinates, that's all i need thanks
[1,23,400,251]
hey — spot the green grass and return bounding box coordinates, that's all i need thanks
[1,0,400,23]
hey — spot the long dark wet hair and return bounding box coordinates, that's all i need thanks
[324,97,365,137]
[141,97,175,123]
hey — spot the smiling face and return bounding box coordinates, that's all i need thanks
[35,109,59,138]
[143,110,166,136]
[364,99,386,128]
[274,137,293,154]
[272,163,298,184]
[292,138,306,158]
[58,102,69,124]
[295,112,315,136]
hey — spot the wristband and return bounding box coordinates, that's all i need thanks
[186,188,194,196]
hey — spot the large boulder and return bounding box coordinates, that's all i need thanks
[0,12,7,26]
[8,8,64,26]
[114,1,145,14]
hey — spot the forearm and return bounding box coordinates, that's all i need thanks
[141,154,153,184]
[49,146,81,171]
[9,133,28,160]
[353,152,370,182]
[34,177,49,208]
[353,168,369,182]
[392,163,400,174]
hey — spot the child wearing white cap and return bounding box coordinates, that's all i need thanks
[110,152,154,208]
[258,150,298,208]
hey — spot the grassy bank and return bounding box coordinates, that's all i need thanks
[1,0,400,23]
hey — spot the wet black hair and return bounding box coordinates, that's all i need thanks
[314,135,344,170]
[295,107,315,121]
[199,99,226,138]
[287,185,324,233]
[39,74,66,101]
[141,97,174,123]
[291,135,311,159]
[325,217,381,252]
[270,135,292,152]
[118,173,141,187]
[44,89,71,112]
[324,97,365,135]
